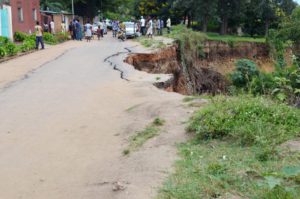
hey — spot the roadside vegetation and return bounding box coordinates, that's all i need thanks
[159,96,300,199]
[123,118,165,156]
[158,6,300,199]
[0,32,69,60]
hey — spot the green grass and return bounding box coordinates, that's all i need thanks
[123,118,165,155]
[165,25,265,43]
[206,32,266,43]
[134,37,167,49]
[158,95,300,199]
[158,141,300,199]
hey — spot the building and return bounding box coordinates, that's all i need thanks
[10,0,40,34]
[40,10,73,33]
[0,1,13,39]
[0,0,40,35]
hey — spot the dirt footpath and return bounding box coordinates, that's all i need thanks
[0,37,194,199]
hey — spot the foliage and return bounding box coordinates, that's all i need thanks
[43,32,58,44]
[230,59,300,105]
[206,32,265,43]
[159,95,300,199]
[20,38,36,52]
[231,59,259,88]
[55,32,69,43]
[0,47,6,58]
[187,95,300,147]
[0,36,10,45]
[4,42,18,56]
[14,31,28,42]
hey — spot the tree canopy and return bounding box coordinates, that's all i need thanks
[41,0,299,36]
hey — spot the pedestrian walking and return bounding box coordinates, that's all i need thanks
[146,17,153,38]
[167,17,171,34]
[140,16,146,36]
[50,20,55,34]
[35,21,44,50]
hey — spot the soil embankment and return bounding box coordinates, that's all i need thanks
[125,40,272,95]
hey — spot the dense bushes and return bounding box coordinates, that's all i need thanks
[0,32,69,59]
[230,59,300,105]
[14,31,28,42]
[188,95,300,146]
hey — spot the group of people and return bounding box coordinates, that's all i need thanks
[69,19,84,41]
[140,16,171,38]
[34,16,173,49]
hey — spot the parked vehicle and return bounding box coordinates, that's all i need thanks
[124,22,139,38]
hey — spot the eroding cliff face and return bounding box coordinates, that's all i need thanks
[125,41,272,95]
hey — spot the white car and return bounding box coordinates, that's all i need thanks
[124,22,139,38]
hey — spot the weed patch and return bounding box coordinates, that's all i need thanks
[124,118,165,155]
[159,95,300,199]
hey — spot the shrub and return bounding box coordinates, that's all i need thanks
[0,36,10,46]
[5,42,18,56]
[187,95,300,146]
[231,59,259,88]
[20,38,36,52]
[55,32,69,43]
[43,32,58,44]
[0,46,6,58]
[14,31,28,42]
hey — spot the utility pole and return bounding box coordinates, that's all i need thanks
[72,0,74,19]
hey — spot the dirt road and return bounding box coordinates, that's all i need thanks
[0,37,190,199]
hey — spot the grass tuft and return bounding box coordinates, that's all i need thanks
[124,118,165,155]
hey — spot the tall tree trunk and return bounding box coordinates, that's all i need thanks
[265,19,270,37]
[220,16,228,35]
[187,14,192,28]
[202,15,208,32]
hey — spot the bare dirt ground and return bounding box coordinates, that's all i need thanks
[0,36,195,199]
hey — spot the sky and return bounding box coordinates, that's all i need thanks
[296,0,300,4]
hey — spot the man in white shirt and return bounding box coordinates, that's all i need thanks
[50,20,55,34]
[167,18,171,34]
[140,16,146,35]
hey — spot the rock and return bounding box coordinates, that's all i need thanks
[112,181,126,192]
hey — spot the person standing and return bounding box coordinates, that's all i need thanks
[146,17,153,38]
[43,22,49,32]
[61,21,66,33]
[112,20,119,38]
[159,18,164,35]
[167,17,171,34]
[140,16,146,36]
[157,18,161,35]
[85,21,92,42]
[98,20,104,37]
[69,21,74,39]
[35,21,44,50]
[50,20,55,34]
[153,18,158,35]
[75,19,82,41]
